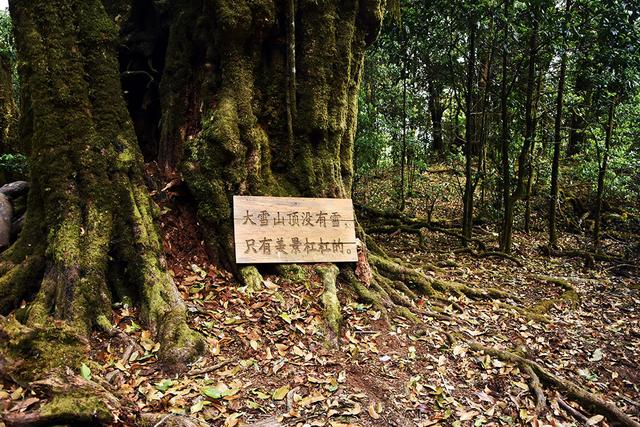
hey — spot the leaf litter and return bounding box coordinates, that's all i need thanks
[1,197,638,426]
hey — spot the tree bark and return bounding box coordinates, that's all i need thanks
[524,70,543,233]
[0,51,16,154]
[400,37,408,211]
[2,0,203,366]
[499,0,512,252]
[428,79,445,155]
[566,73,590,158]
[462,13,476,244]
[500,0,537,253]
[593,101,615,251]
[549,0,571,247]
[155,0,385,267]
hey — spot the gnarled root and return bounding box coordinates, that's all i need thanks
[368,253,514,303]
[239,265,264,292]
[453,247,524,267]
[317,264,341,336]
[529,275,580,314]
[2,374,119,427]
[540,245,625,268]
[466,341,640,427]
[358,204,487,249]
[0,315,88,384]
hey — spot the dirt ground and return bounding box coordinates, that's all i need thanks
[1,183,638,427]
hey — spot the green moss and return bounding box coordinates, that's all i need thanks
[530,276,580,314]
[0,316,86,382]
[393,306,418,322]
[276,264,308,284]
[317,264,341,334]
[158,320,206,365]
[239,265,263,292]
[41,393,111,423]
[172,0,380,257]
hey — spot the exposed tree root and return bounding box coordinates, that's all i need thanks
[368,253,438,297]
[0,254,45,314]
[239,265,265,292]
[481,301,551,323]
[342,268,383,308]
[2,373,119,427]
[358,204,487,249]
[453,247,524,267]
[317,264,341,335]
[529,275,580,314]
[540,245,625,268]
[368,253,516,304]
[0,367,209,427]
[365,221,487,251]
[523,364,546,415]
[0,315,89,384]
[557,396,590,425]
[466,341,640,427]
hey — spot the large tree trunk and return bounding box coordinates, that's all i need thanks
[0,51,16,154]
[1,0,203,368]
[151,0,384,268]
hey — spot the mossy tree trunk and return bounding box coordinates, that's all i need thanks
[1,0,203,368]
[153,0,385,268]
[0,51,16,154]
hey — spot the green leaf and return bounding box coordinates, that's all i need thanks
[279,312,292,324]
[202,384,227,399]
[252,390,271,400]
[80,363,91,380]
[190,400,205,414]
[202,383,238,399]
[272,385,290,400]
[155,379,173,392]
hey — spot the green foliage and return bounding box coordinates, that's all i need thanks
[355,0,640,215]
[0,153,27,177]
[0,10,14,62]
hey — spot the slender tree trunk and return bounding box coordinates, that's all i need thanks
[462,14,476,243]
[285,0,297,156]
[524,71,543,233]
[594,101,615,251]
[477,33,495,209]
[501,0,537,253]
[428,79,445,155]
[400,49,407,211]
[549,0,571,247]
[499,0,512,252]
[567,71,590,157]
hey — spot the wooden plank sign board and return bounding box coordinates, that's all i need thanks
[233,196,358,264]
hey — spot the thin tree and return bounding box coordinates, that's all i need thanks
[462,10,476,243]
[593,99,616,251]
[549,0,572,247]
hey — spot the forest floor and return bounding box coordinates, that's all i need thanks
[1,179,639,427]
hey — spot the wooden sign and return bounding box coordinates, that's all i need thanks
[233,196,358,264]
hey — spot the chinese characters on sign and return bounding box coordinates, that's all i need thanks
[233,196,358,263]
